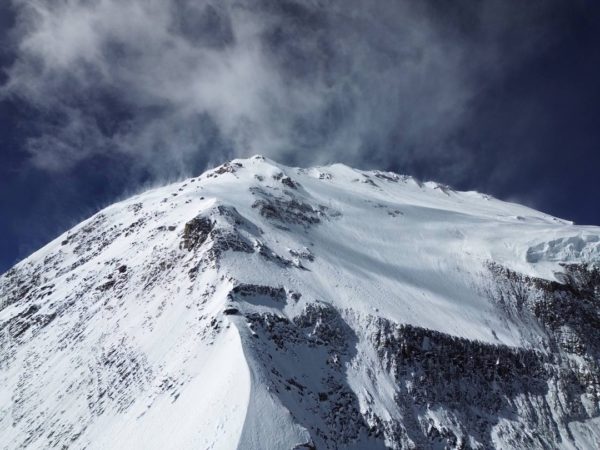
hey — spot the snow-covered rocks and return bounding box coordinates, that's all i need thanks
[1,156,600,449]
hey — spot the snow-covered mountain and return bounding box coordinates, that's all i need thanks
[1,156,599,449]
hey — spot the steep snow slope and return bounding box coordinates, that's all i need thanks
[1,156,599,449]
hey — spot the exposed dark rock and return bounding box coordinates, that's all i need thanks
[366,317,554,448]
[229,284,287,303]
[289,247,315,262]
[350,262,600,449]
[181,216,213,251]
[373,171,402,182]
[124,218,145,237]
[488,262,600,360]
[128,202,143,214]
[96,279,116,292]
[433,183,454,195]
[206,228,254,259]
[183,206,258,271]
[245,303,370,448]
[281,176,299,189]
[87,342,153,416]
[1,304,57,341]
[206,161,243,178]
[251,188,323,228]
[254,241,293,267]
[0,267,41,311]
[361,176,379,188]
[293,440,317,450]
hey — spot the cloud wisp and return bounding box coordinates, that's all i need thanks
[1,0,565,181]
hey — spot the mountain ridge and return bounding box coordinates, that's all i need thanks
[1,155,599,449]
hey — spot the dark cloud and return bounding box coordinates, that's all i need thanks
[171,1,235,49]
[2,0,570,176]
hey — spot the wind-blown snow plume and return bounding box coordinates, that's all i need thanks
[2,0,565,179]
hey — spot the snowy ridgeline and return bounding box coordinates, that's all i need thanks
[1,155,599,449]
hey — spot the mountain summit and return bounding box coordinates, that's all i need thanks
[1,156,599,449]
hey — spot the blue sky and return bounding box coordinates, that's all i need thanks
[1,0,600,273]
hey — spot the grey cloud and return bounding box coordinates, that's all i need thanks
[1,0,565,182]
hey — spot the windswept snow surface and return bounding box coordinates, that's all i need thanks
[1,156,599,449]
